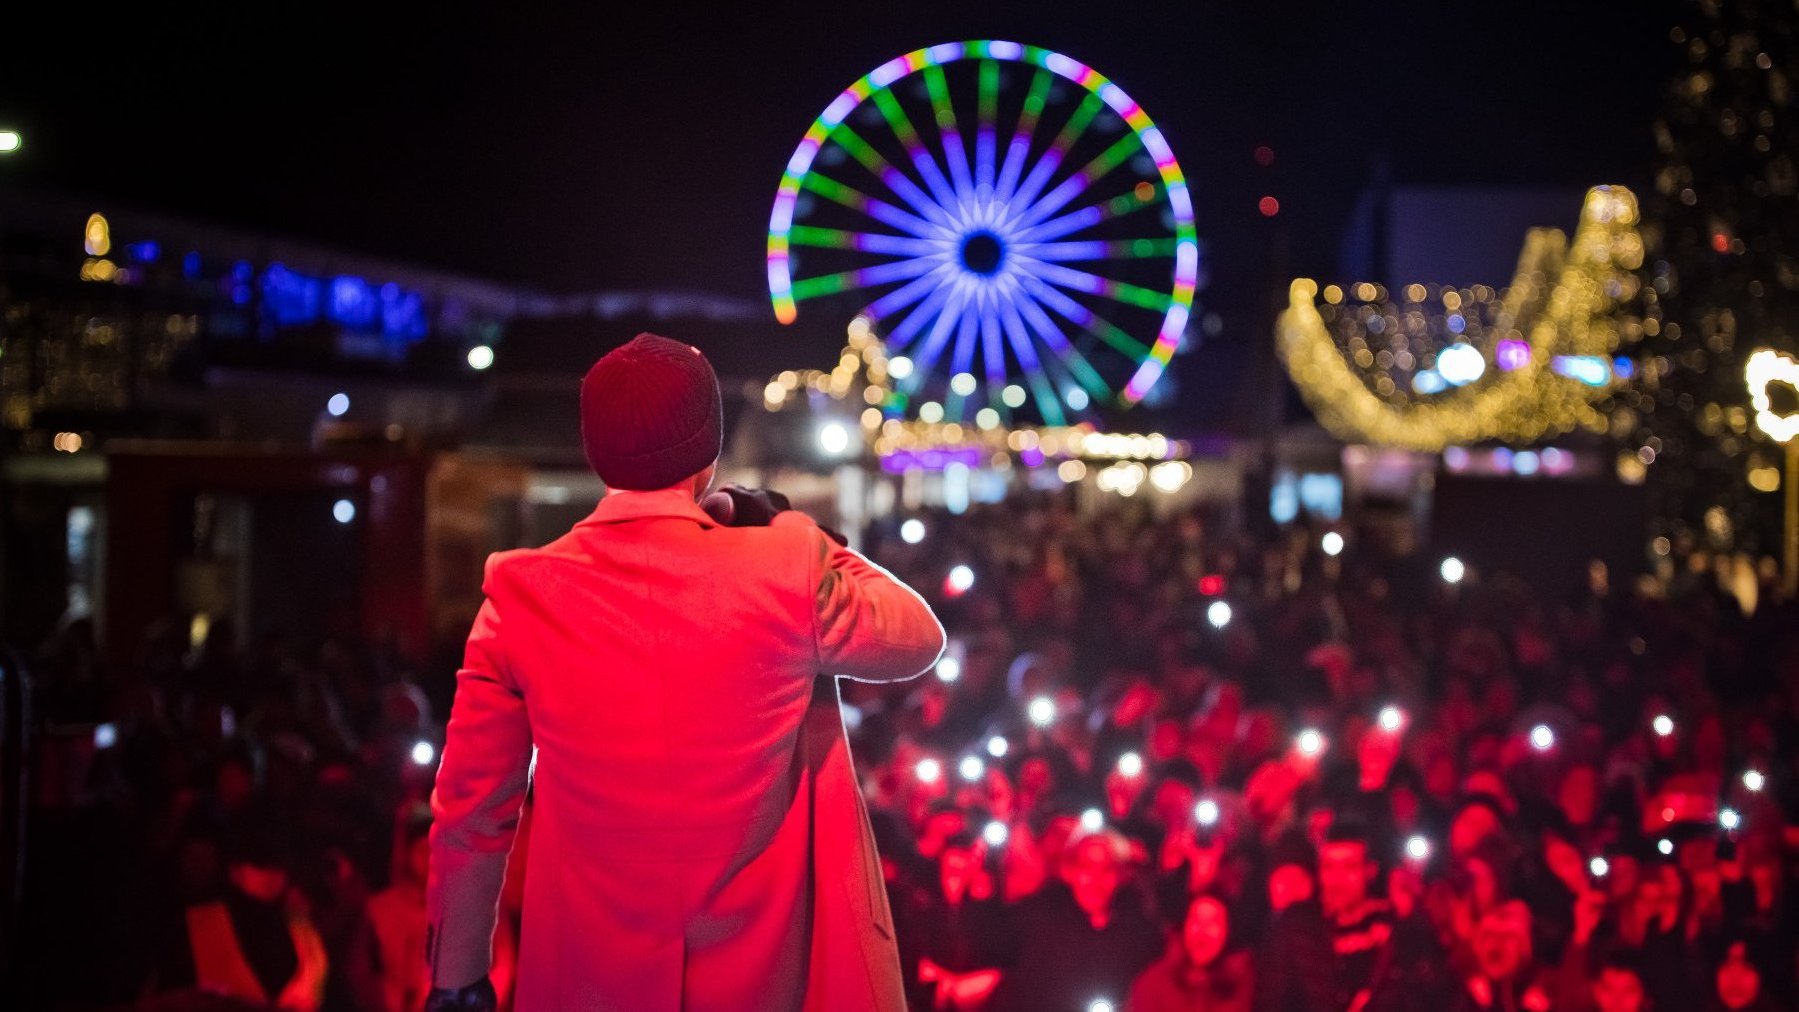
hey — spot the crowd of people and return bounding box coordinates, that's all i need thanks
[15,491,1799,1011]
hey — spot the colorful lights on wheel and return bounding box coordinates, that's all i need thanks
[768,41,1199,423]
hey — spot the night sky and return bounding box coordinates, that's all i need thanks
[4,1,1676,301]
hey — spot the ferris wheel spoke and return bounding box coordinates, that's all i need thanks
[901,289,972,396]
[975,60,999,192]
[871,88,962,214]
[788,225,950,258]
[801,173,944,240]
[1014,271,1153,359]
[1008,279,1113,398]
[864,259,959,321]
[1001,90,1105,223]
[1011,133,1142,231]
[1011,237,1180,262]
[827,124,963,232]
[1009,181,1164,245]
[923,65,978,205]
[882,276,958,353]
[995,294,1067,426]
[993,68,1054,204]
[790,253,948,303]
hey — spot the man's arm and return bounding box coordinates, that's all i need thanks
[773,512,945,682]
[426,566,533,991]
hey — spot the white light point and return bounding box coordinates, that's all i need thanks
[1589,856,1609,878]
[1378,705,1404,733]
[1441,556,1466,584]
[1116,752,1144,778]
[959,756,985,782]
[915,758,942,784]
[1207,600,1232,629]
[327,392,350,416]
[818,421,851,455]
[1195,798,1220,826]
[1321,531,1345,556]
[1405,835,1431,862]
[467,345,495,370]
[947,565,975,592]
[986,735,1010,759]
[934,656,961,683]
[983,820,1009,846]
[1529,724,1555,751]
[1027,696,1056,728]
[1743,769,1766,792]
[900,518,926,544]
[411,741,436,766]
[1079,808,1104,831]
[1652,714,1674,737]
[1296,728,1325,757]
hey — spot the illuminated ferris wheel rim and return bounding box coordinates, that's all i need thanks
[766,39,1199,411]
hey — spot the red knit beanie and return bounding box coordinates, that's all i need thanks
[579,333,723,490]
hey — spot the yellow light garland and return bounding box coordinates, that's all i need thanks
[1276,185,1645,450]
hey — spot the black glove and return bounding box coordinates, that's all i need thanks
[701,484,791,527]
[425,977,497,1012]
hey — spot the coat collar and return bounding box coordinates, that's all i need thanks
[578,488,719,529]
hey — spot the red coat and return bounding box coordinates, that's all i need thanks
[427,490,944,1011]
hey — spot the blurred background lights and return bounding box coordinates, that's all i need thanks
[1296,728,1324,756]
[1027,696,1056,728]
[915,758,942,784]
[1001,384,1027,408]
[1657,838,1674,856]
[1530,724,1555,751]
[1206,600,1232,629]
[1079,808,1104,831]
[1378,705,1404,732]
[1116,752,1144,778]
[1321,531,1345,556]
[1065,388,1090,411]
[467,344,495,370]
[1720,807,1741,831]
[1440,556,1466,584]
[1436,343,1487,385]
[1089,1000,1115,1012]
[332,499,356,524]
[93,723,118,749]
[983,820,1008,847]
[1589,856,1609,878]
[327,392,350,417]
[410,740,436,766]
[959,756,985,782]
[887,355,914,380]
[950,372,977,396]
[1652,714,1674,736]
[0,130,21,153]
[934,656,960,683]
[1405,835,1431,861]
[986,735,1010,759]
[900,518,926,544]
[1258,195,1280,217]
[817,421,851,455]
[947,564,975,593]
[1744,769,1766,792]
[1195,798,1220,826]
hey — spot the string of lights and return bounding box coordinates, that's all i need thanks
[1275,186,1645,452]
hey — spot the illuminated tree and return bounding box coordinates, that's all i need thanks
[1632,0,1799,553]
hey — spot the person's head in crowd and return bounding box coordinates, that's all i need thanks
[1471,900,1533,984]
[223,821,290,904]
[936,831,986,906]
[1149,716,1185,764]
[1147,760,1202,831]
[1451,798,1506,858]
[1061,827,1131,922]
[916,800,965,860]
[1590,952,1649,1012]
[1558,764,1601,830]
[213,740,262,812]
[1317,821,1377,918]
[1541,832,1588,895]
[1712,939,1765,1011]
[1180,894,1232,968]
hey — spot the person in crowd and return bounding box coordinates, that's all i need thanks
[1127,893,1253,1012]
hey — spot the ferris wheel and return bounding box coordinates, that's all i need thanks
[767,40,1199,426]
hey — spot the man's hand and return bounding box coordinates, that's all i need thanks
[703,485,791,526]
[425,977,497,1012]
